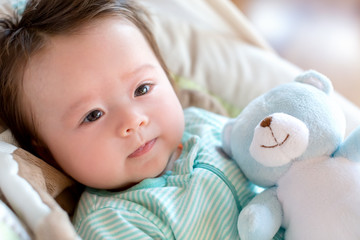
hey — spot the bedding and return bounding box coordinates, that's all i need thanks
[1,0,360,239]
[0,200,30,240]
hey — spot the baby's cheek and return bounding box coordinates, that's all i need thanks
[57,147,102,185]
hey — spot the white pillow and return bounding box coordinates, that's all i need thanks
[0,200,31,240]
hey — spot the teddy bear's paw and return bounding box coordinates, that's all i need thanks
[249,113,309,167]
[238,204,277,240]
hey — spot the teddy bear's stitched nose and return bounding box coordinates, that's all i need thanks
[260,116,272,128]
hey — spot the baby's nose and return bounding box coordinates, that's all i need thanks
[119,113,149,137]
[260,116,272,128]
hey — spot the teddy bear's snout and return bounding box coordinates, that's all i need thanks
[249,113,310,167]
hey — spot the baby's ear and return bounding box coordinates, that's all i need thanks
[222,119,236,158]
[295,70,333,95]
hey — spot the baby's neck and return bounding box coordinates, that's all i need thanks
[162,144,183,174]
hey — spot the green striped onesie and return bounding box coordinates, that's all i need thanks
[72,107,284,239]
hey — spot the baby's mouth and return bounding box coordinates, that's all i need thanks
[128,138,157,158]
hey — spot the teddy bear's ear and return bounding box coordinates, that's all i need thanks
[222,119,236,158]
[295,70,333,95]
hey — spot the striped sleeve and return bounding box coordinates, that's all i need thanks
[76,207,174,240]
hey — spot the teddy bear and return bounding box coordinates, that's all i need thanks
[222,70,360,239]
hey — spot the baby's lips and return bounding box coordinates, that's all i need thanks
[128,138,157,158]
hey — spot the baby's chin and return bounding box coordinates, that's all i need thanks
[82,146,180,190]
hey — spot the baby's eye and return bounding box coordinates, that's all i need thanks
[83,110,103,123]
[134,84,151,97]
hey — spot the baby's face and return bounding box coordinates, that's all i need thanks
[23,18,184,189]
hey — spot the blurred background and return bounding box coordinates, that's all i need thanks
[232,0,360,107]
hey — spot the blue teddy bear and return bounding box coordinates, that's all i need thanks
[222,70,360,239]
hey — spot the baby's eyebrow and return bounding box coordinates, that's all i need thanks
[127,64,157,78]
[63,95,94,122]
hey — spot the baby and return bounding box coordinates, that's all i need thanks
[0,0,283,239]
[1,0,184,190]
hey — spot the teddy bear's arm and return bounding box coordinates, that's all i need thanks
[238,187,282,240]
[333,126,360,162]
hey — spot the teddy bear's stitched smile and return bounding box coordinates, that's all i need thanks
[261,129,290,148]
[259,116,290,148]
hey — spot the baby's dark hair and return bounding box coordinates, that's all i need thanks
[0,0,171,160]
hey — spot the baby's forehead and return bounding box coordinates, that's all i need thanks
[22,17,158,99]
